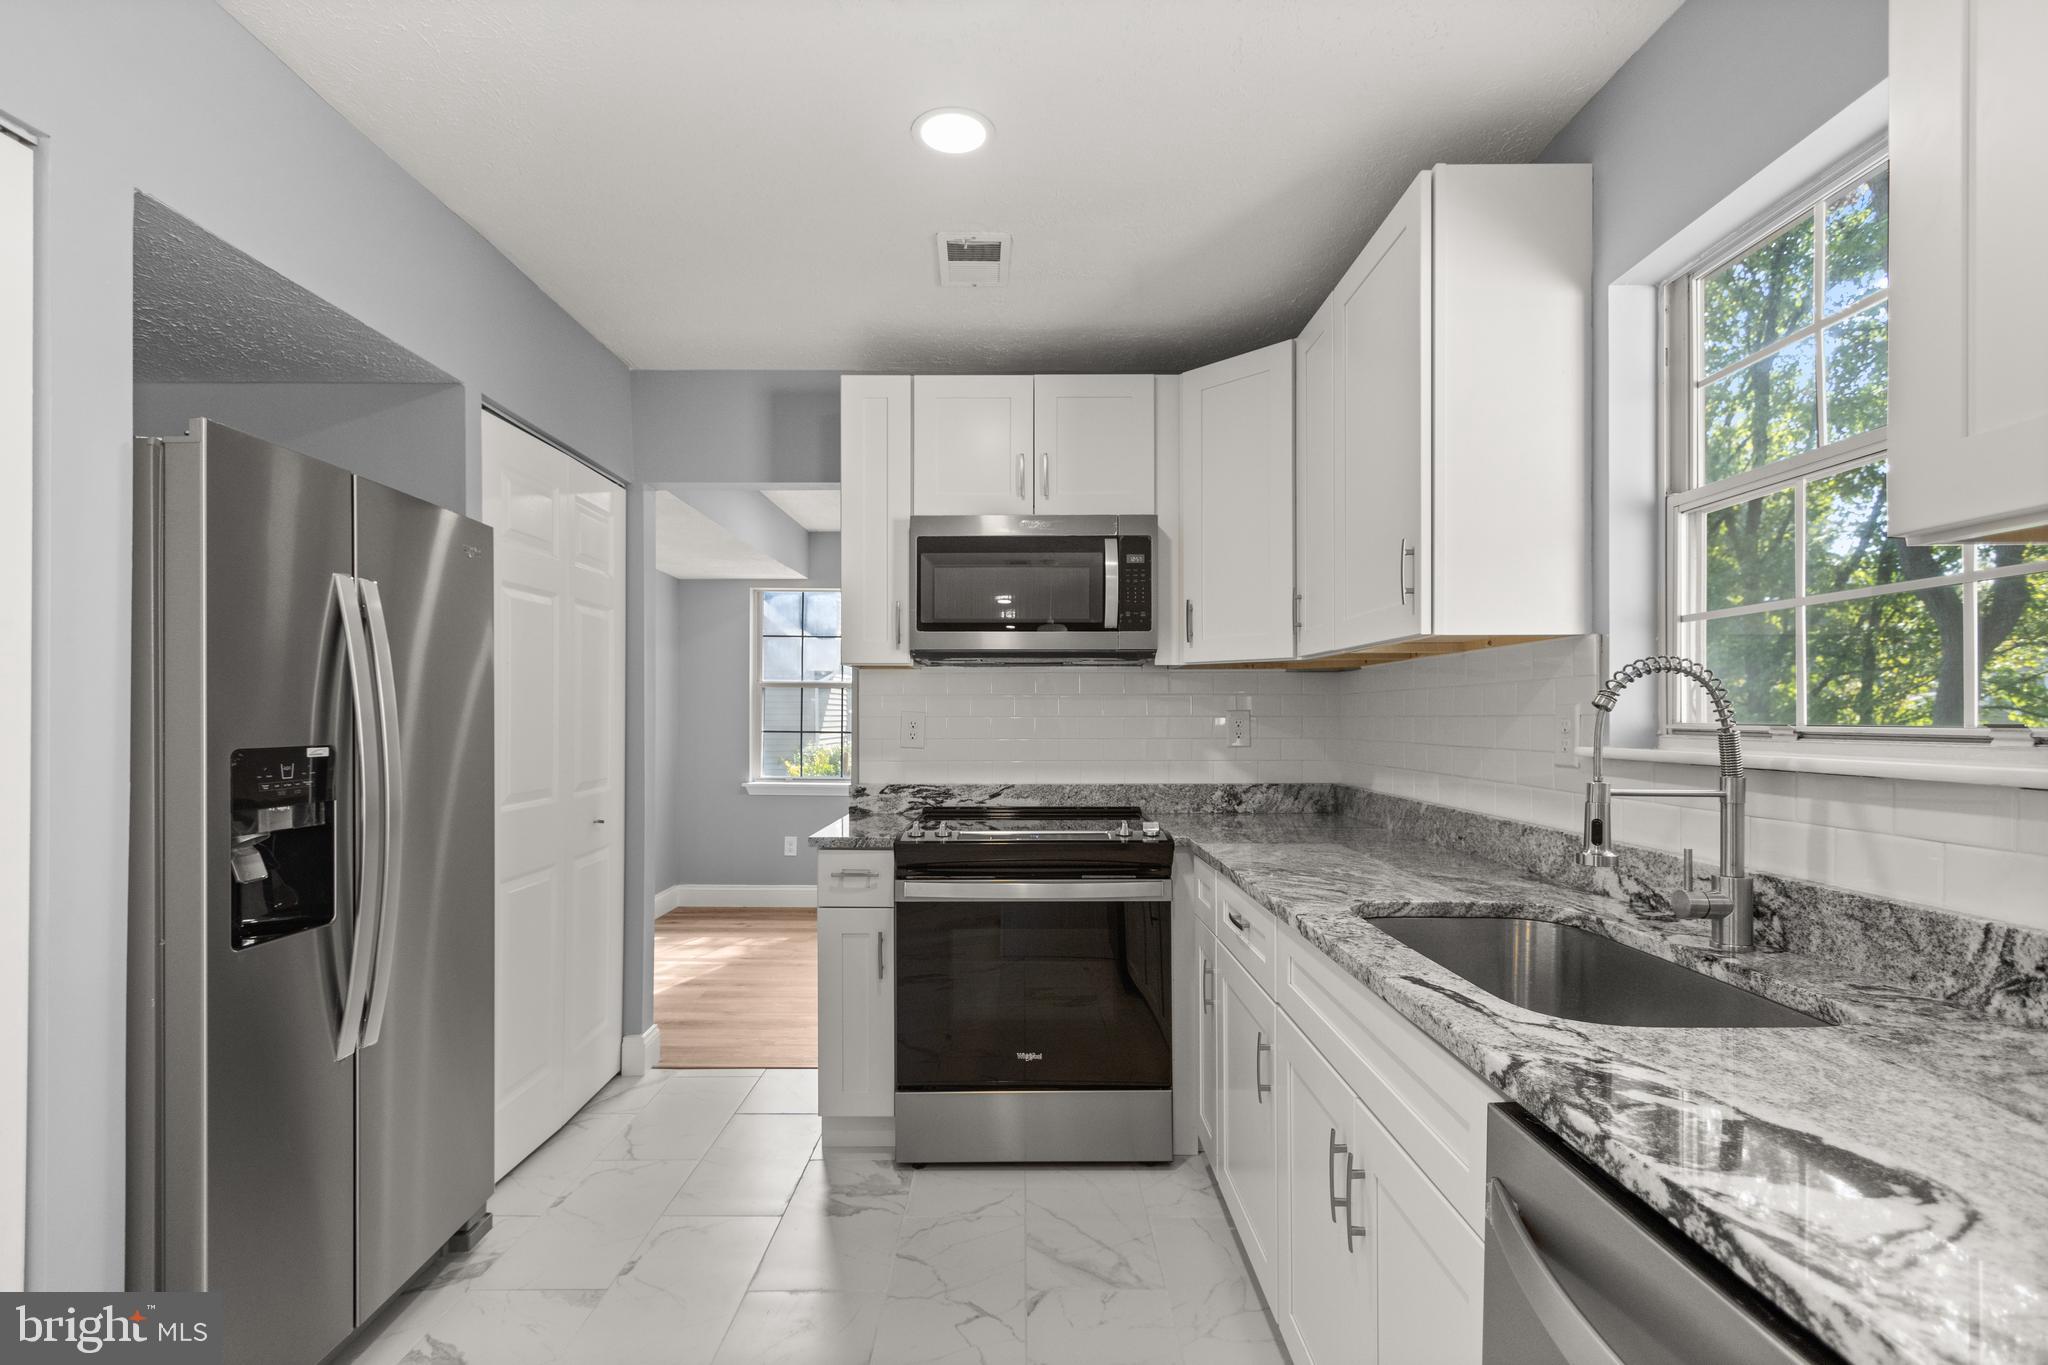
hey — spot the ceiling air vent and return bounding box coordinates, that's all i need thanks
[936,233,1010,287]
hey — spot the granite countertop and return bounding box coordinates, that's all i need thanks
[812,793,2048,1365]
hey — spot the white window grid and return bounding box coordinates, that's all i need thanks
[750,589,853,781]
[1662,147,2048,740]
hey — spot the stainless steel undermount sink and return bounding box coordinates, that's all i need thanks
[1372,916,1831,1028]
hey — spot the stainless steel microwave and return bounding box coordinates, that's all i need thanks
[908,515,1158,663]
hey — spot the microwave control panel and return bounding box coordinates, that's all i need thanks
[1117,536,1152,631]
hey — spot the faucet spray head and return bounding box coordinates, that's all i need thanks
[1579,777,1617,869]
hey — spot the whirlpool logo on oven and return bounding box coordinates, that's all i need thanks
[1015,1051,1044,1062]
[5,1294,221,1361]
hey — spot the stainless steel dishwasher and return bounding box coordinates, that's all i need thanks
[1483,1105,1843,1365]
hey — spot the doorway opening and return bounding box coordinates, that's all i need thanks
[649,484,843,1073]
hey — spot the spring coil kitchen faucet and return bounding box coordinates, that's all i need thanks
[1578,655,1756,950]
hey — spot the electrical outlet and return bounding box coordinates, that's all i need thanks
[783,835,798,857]
[901,712,925,748]
[1554,702,1582,768]
[1227,710,1252,747]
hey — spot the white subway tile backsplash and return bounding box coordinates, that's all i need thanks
[2020,790,2048,857]
[1940,846,2048,930]
[1832,829,1945,906]
[1894,781,2017,850]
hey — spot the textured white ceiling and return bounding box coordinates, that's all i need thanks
[218,0,1677,373]
[763,488,842,533]
[134,193,451,383]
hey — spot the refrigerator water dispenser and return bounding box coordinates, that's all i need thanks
[229,745,335,949]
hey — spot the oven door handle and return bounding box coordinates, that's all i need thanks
[895,879,1172,902]
[1103,536,1119,631]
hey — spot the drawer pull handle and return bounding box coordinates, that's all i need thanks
[1328,1128,1348,1223]
[1202,959,1213,1013]
[1227,910,1249,933]
[1255,1031,1271,1101]
[877,930,886,981]
[831,868,879,883]
[1345,1157,1369,1253]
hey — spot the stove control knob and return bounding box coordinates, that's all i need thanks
[1142,821,1163,840]
[1116,820,1132,840]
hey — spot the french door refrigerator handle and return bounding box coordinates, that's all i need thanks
[330,572,384,1061]
[1486,1177,1626,1365]
[358,578,406,1048]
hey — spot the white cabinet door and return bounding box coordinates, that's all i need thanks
[1889,0,2048,543]
[1214,946,1279,1288]
[1293,295,1338,658]
[1276,1015,1373,1365]
[482,414,626,1179]
[913,375,1034,515]
[817,905,893,1117]
[1196,925,1220,1157]
[1354,1094,1483,1365]
[1179,341,1295,663]
[840,376,913,665]
[1033,374,1156,513]
[1332,172,1431,648]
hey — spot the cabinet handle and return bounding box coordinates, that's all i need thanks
[1254,1031,1271,1102]
[830,867,878,883]
[1016,452,1027,501]
[1227,909,1249,933]
[1345,1156,1368,1252]
[1294,592,1303,631]
[1202,958,1213,1013]
[1328,1129,1349,1223]
[1040,451,1050,500]
[1185,599,1194,645]
[894,600,903,647]
[1399,539,1416,605]
[877,930,886,980]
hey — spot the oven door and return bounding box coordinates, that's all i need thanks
[894,881,1172,1094]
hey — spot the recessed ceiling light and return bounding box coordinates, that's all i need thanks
[914,108,992,155]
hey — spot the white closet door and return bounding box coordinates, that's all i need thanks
[0,129,30,1293]
[481,413,626,1178]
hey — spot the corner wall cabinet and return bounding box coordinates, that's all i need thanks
[1293,163,1591,658]
[839,376,913,666]
[1888,0,2048,543]
[911,374,1156,517]
[1178,340,1296,664]
[1179,849,1495,1365]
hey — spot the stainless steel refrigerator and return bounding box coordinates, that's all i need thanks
[127,421,495,1365]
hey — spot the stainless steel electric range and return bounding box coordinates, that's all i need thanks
[892,805,1174,1164]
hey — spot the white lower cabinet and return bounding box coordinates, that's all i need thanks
[1353,1095,1484,1363]
[1214,944,1280,1288]
[1276,1014,1371,1364]
[816,903,893,1117]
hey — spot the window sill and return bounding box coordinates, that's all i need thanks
[742,780,852,797]
[1586,741,2048,790]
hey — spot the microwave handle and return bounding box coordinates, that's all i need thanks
[1103,538,1119,631]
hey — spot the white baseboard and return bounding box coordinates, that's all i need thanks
[658,883,818,910]
[821,1116,894,1151]
[620,1024,661,1077]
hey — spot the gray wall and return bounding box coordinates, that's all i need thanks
[1538,0,1889,739]
[659,534,846,888]
[5,0,632,1288]
[133,382,468,510]
[634,371,840,483]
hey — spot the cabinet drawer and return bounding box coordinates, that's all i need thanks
[817,850,894,906]
[1278,930,1499,1233]
[1216,877,1277,997]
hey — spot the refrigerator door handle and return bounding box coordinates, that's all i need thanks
[358,578,406,1048]
[331,572,385,1061]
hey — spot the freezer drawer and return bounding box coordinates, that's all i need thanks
[1482,1104,1840,1365]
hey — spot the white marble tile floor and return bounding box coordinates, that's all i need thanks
[334,1069,1284,1364]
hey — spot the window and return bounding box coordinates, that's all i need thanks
[1667,158,2048,733]
[754,590,851,780]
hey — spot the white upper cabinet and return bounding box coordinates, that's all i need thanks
[1293,296,1339,656]
[912,375,1035,515]
[1888,0,2048,543]
[1295,164,1590,656]
[1033,374,1157,514]
[913,374,1157,516]
[1179,340,1296,664]
[839,375,913,666]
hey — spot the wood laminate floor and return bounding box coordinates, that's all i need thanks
[654,908,818,1069]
